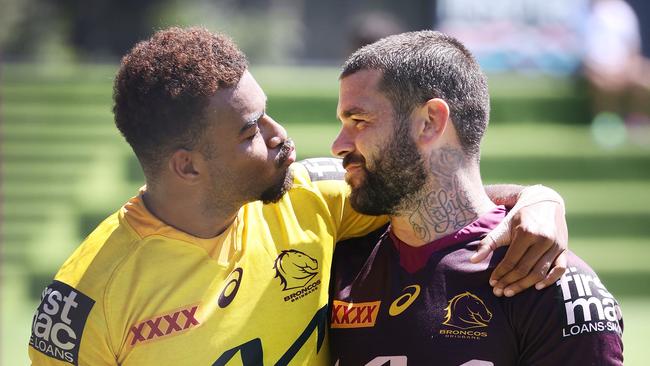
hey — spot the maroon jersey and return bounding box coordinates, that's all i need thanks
[330,206,623,366]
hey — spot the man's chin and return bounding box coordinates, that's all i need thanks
[349,189,388,216]
[344,168,366,186]
[259,169,294,204]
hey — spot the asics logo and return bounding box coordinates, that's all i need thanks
[389,285,421,316]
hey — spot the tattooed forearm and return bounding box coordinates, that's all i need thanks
[406,147,477,242]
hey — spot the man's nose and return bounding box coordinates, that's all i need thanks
[261,115,288,149]
[331,126,354,158]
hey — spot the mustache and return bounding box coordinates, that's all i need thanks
[342,153,366,169]
[277,138,295,165]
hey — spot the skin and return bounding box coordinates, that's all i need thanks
[404,146,480,243]
[141,66,565,297]
[332,69,494,245]
[142,71,296,239]
[332,69,567,296]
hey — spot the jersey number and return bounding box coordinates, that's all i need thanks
[212,305,327,366]
[335,357,493,366]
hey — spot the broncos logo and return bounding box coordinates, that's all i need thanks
[274,250,319,291]
[442,291,493,329]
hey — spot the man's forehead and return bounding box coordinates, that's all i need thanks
[227,71,266,113]
[208,71,267,122]
[337,69,391,117]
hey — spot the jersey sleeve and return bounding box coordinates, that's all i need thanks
[28,280,117,365]
[294,158,388,242]
[510,252,624,365]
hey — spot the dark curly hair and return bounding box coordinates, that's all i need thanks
[113,27,248,178]
[341,31,489,159]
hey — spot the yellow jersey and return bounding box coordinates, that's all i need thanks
[28,159,386,366]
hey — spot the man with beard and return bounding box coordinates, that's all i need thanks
[329,31,623,365]
[29,27,569,366]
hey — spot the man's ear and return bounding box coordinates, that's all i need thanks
[414,98,450,147]
[168,149,201,184]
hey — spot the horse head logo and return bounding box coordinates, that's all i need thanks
[274,250,319,291]
[442,291,492,329]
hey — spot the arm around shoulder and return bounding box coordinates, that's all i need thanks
[476,184,568,296]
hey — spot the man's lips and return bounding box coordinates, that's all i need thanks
[344,163,363,172]
[342,162,366,186]
[342,154,367,185]
[277,139,296,166]
[342,154,365,171]
[285,146,296,165]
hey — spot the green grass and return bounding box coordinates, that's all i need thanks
[2,63,649,365]
[618,298,650,365]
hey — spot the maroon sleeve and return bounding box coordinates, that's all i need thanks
[509,252,623,365]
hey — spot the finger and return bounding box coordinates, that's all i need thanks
[489,228,534,285]
[471,220,510,263]
[535,250,568,290]
[470,236,498,263]
[492,237,554,291]
[499,246,555,297]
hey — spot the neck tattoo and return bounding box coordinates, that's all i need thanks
[404,146,477,243]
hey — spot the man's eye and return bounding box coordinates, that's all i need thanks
[353,119,368,129]
[246,127,260,140]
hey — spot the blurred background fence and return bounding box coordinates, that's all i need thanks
[2,0,650,364]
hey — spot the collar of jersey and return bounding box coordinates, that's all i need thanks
[120,187,244,265]
[388,205,507,274]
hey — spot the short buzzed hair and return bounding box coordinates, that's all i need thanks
[113,27,248,177]
[341,31,489,158]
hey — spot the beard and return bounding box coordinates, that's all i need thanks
[345,120,427,215]
[203,138,295,209]
[259,138,295,204]
[259,167,293,204]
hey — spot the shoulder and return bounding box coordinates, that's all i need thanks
[254,160,346,226]
[546,251,623,331]
[448,244,623,335]
[30,209,139,364]
[38,209,142,325]
[257,159,347,212]
[55,210,140,296]
[491,248,621,319]
[500,250,623,363]
[450,246,623,363]
[334,225,389,261]
[289,158,348,196]
[295,158,346,182]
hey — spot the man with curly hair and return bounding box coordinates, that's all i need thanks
[28,27,568,365]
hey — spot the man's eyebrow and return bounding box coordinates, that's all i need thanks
[239,111,264,135]
[339,107,370,119]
